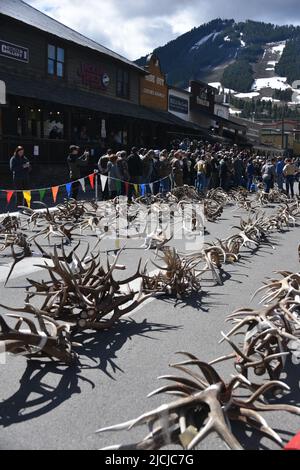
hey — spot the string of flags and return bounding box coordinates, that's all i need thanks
[0,173,172,208]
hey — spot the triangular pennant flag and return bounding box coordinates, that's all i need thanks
[89,174,95,189]
[79,178,86,193]
[124,182,129,195]
[140,184,146,196]
[100,175,108,192]
[6,191,14,204]
[51,186,59,203]
[116,180,122,194]
[149,183,154,194]
[134,184,139,195]
[39,189,46,201]
[23,190,31,208]
[66,182,72,198]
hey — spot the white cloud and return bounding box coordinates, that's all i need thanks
[26,0,300,60]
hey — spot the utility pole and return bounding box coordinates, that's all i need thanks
[281,106,285,152]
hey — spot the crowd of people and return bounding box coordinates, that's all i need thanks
[95,141,300,201]
[9,140,300,204]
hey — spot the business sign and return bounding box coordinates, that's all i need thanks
[0,80,6,105]
[78,64,110,90]
[169,95,189,115]
[0,39,29,63]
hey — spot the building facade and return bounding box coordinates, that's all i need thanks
[140,54,168,111]
[0,0,201,166]
[168,86,191,122]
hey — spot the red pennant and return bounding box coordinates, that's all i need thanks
[6,190,14,204]
[89,174,95,189]
[285,432,300,450]
[125,182,129,195]
[51,186,59,203]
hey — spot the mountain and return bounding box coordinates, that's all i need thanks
[135,19,300,94]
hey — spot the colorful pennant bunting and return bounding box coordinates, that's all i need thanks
[6,191,14,204]
[89,174,95,189]
[23,190,31,208]
[116,180,122,194]
[140,184,146,196]
[100,175,108,192]
[79,178,86,192]
[51,186,59,203]
[66,183,72,198]
[39,189,46,201]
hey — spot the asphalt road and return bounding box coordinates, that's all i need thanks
[0,202,299,450]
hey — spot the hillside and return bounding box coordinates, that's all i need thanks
[135,19,300,93]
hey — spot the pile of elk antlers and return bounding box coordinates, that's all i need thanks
[96,246,300,450]
[0,188,300,450]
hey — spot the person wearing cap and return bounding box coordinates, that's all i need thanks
[283,158,297,198]
[9,146,31,207]
[67,145,89,200]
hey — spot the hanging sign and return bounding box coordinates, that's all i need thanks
[0,80,6,105]
[0,39,29,63]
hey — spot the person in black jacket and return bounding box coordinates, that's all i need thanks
[9,146,31,207]
[127,147,143,202]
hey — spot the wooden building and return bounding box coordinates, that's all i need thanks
[0,0,199,165]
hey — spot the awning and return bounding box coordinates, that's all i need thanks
[1,71,202,132]
[192,107,247,131]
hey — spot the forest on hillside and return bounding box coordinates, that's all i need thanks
[135,19,300,89]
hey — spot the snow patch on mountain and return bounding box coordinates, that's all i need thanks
[191,31,221,50]
[235,91,260,98]
[252,76,290,91]
[271,42,286,54]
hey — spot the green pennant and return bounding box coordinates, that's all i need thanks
[39,189,46,201]
[116,180,122,194]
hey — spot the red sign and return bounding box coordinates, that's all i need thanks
[78,63,110,90]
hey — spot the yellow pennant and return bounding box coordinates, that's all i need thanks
[134,184,139,195]
[23,190,31,208]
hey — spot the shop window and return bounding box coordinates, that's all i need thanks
[116,69,130,99]
[2,105,25,136]
[48,44,65,78]
[28,108,42,138]
[44,111,64,139]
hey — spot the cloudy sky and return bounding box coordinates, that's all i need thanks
[26,0,300,60]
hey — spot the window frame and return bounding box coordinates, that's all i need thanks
[116,68,130,99]
[47,43,65,79]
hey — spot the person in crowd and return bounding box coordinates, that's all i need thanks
[262,158,276,194]
[98,149,113,200]
[283,158,297,199]
[141,150,155,192]
[219,156,230,191]
[127,147,143,203]
[182,152,191,185]
[67,145,89,200]
[116,151,129,196]
[246,158,255,192]
[9,146,31,207]
[276,156,285,192]
[204,153,212,191]
[195,155,207,193]
[107,154,122,199]
[171,151,184,187]
[233,154,245,188]
[210,153,220,189]
[158,151,172,194]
